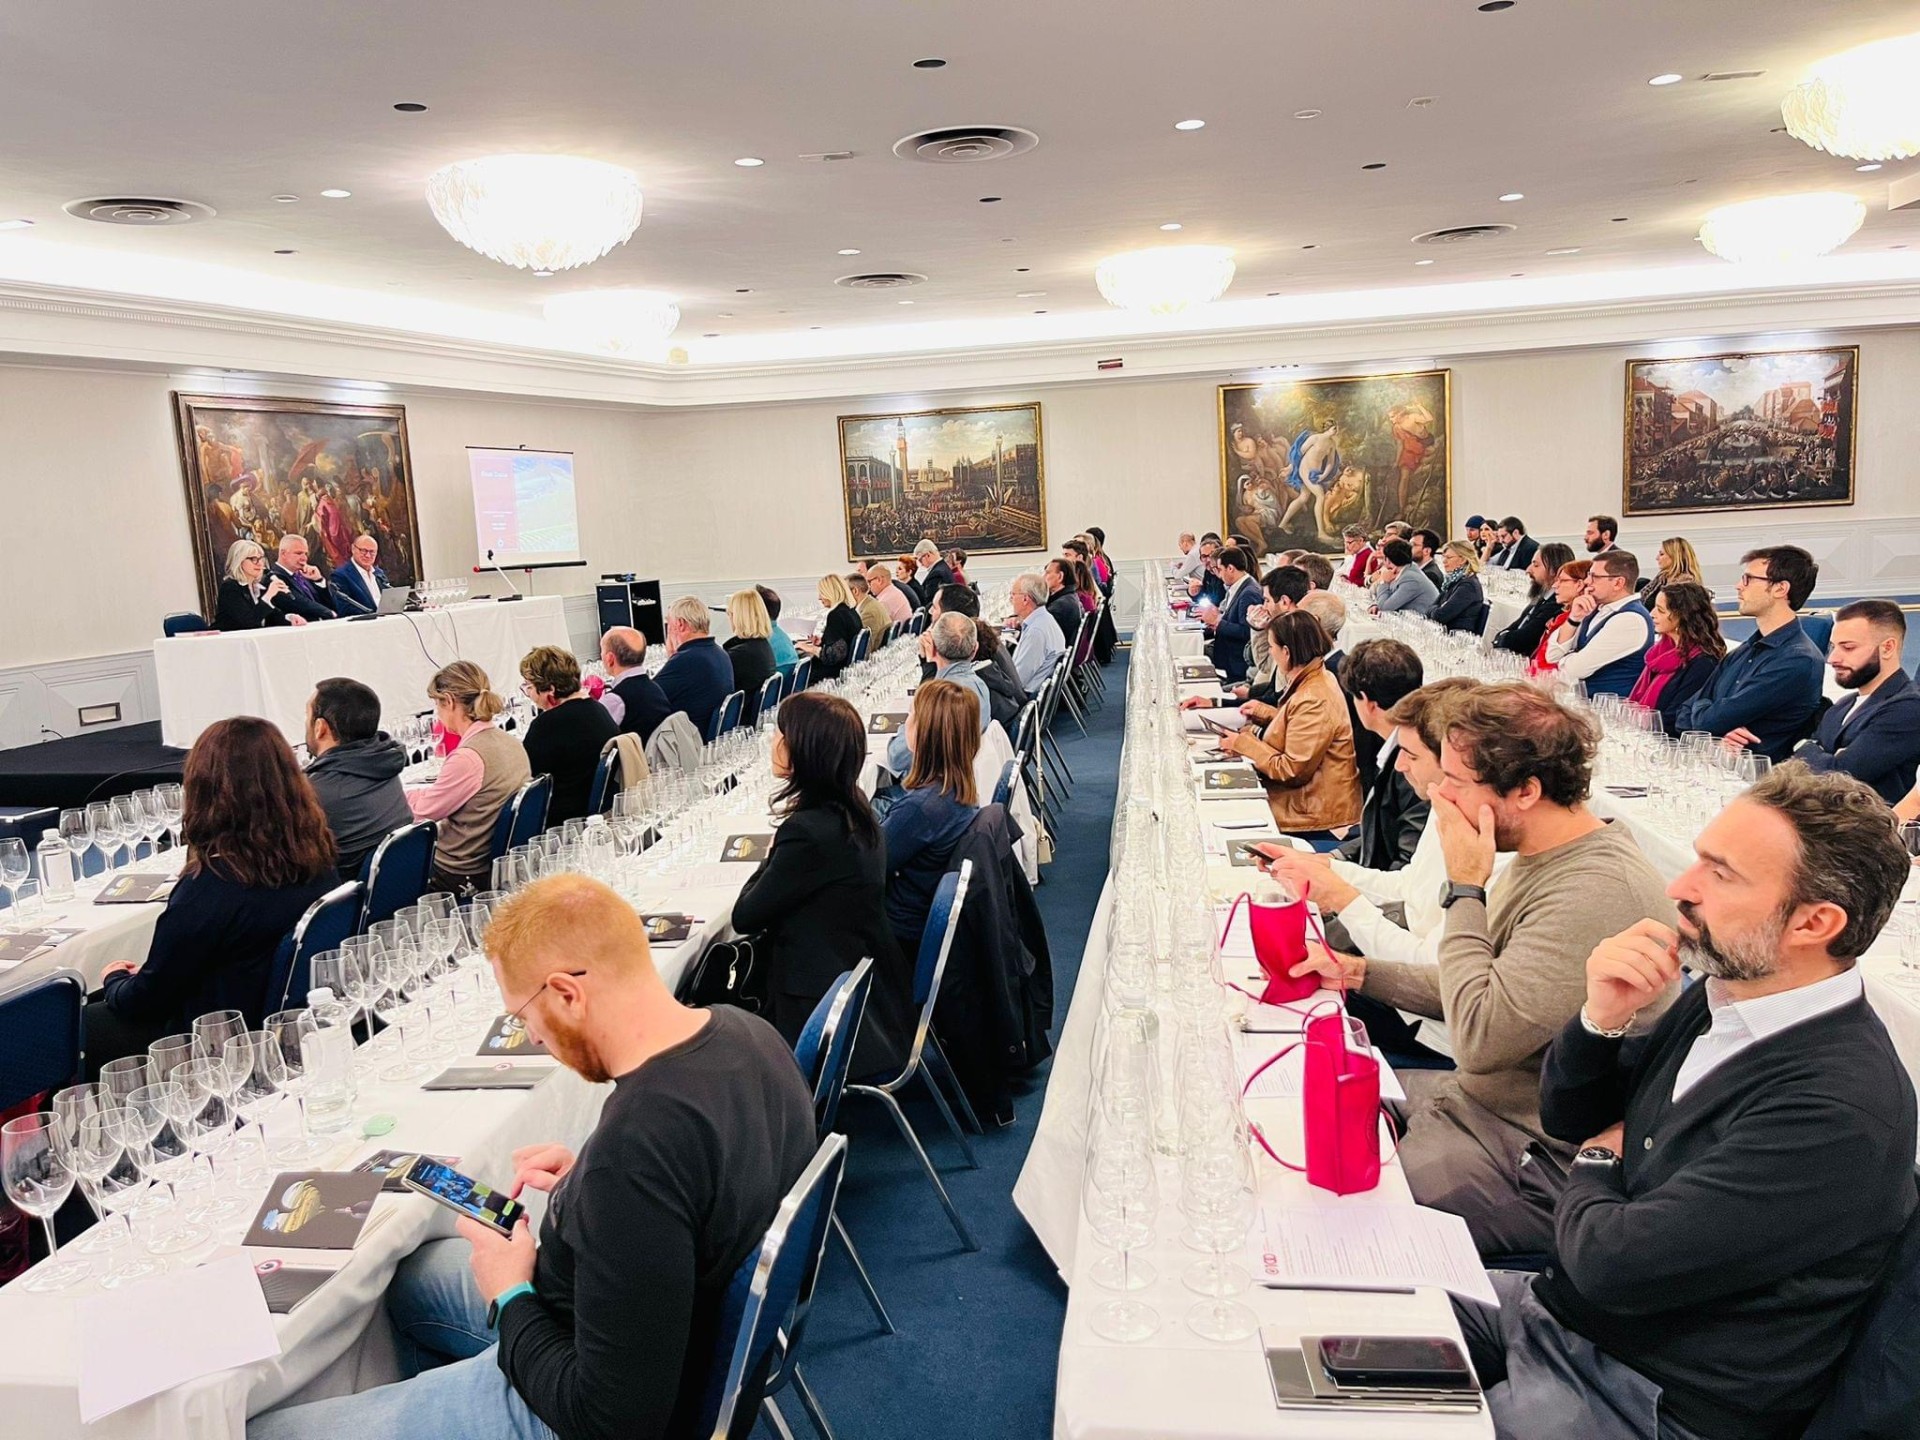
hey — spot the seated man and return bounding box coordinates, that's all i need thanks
[912,538,955,597]
[757,585,800,677]
[1206,545,1260,683]
[330,533,388,616]
[888,613,991,773]
[1332,639,1428,872]
[1291,683,1673,1255]
[1793,599,1920,803]
[1544,549,1654,698]
[597,626,674,742]
[1675,545,1826,761]
[1187,536,1226,606]
[654,596,734,729]
[269,535,338,622]
[1455,766,1916,1440]
[864,564,913,628]
[847,571,890,652]
[920,582,981,681]
[1168,530,1206,582]
[250,874,818,1440]
[1339,524,1374,585]
[1044,558,1085,651]
[303,677,412,880]
[1369,539,1439,616]
[1008,572,1066,692]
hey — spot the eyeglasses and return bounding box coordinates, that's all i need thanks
[506,971,587,1027]
[1735,571,1776,589]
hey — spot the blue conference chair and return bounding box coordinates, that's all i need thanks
[791,657,813,695]
[908,609,929,636]
[884,620,904,648]
[266,880,364,1012]
[754,672,783,725]
[792,960,892,1335]
[489,790,524,864]
[508,775,553,847]
[851,628,872,665]
[586,744,620,818]
[702,1134,849,1440]
[706,690,744,742]
[990,756,1019,809]
[360,821,436,930]
[0,968,84,1111]
[161,612,211,637]
[845,861,979,1250]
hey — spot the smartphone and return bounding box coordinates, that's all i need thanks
[399,1156,529,1238]
[1316,1336,1473,1391]
[1199,714,1236,736]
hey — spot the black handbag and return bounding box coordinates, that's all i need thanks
[678,935,767,1014]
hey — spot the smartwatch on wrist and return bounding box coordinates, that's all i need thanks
[1573,1145,1621,1174]
[1439,882,1487,910]
[487,1282,536,1330]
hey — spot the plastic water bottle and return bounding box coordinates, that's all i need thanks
[34,833,74,902]
[304,987,359,1134]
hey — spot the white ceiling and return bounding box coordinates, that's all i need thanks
[2,0,1918,368]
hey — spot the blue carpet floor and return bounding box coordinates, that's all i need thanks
[789,650,1129,1440]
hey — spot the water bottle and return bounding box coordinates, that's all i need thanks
[304,986,359,1134]
[34,833,74,902]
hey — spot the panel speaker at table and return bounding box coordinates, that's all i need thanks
[172,393,425,622]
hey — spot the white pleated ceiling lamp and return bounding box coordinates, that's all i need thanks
[1696,193,1866,264]
[1093,245,1236,315]
[1782,33,1920,161]
[426,155,643,272]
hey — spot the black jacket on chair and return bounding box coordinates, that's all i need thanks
[1494,593,1564,658]
[214,577,292,631]
[1334,738,1428,872]
[730,805,913,1078]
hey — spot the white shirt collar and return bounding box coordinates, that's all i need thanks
[1700,967,1863,1045]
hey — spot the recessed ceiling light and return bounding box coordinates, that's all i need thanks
[320,188,352,199]
[837,248,861,255]
[1033,309,1047,314]
[1267,291,1281,296]
[1362,162,1387,171]
[898,299,914,305]
[979,196,1002,203]
[1160,222,1183,231]
[1649,73,1683,86]
[1301,243,1318,250]
[532,270,554,278]
[703,332,719,338]
[735,287,751,293]
[1293,109,1322,120]
[393,102,428,112]
[734,157,764,167]
[273,249,297,255]
[1016,290,1046,297]
[1857,163,1884,172]
[1893,244,1910,250]
[1414,258,1434,265]
[1511,271,1526,277]
[1015,266,1030,272]
[1477,1,1514,10]
[810,325,824,330]
[913,57,946,68]
[1546,246,1582,255]
[1612,216,1630,222]
[1499,192,1525,202]
[271,194,299,204]
[0,219,32,231]
[1174,119,1206,131]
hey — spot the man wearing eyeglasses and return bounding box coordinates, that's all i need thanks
[250,873,818,1440]
[1543,550,1654,698]
[1674,546,1826,762]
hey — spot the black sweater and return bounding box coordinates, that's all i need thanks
[522,697,619,827]
[1535,985,1917,1440]
[496,1007,816,1440]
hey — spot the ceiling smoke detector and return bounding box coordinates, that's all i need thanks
[63,196,215,226]
[892,125,1039,163]
[1411,223,1517,245]
[834,272,927,290]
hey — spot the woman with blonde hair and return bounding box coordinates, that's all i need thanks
[1430,540,1487,634]
[723,588,778,722]
[880,678,981,956]
[409,660,530,892]
[796,571,863,681]
[214,538,304,631]
[518,645,616,826]
[1640,536,1702,610]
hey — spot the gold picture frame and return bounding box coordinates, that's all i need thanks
[836,402,1046,561]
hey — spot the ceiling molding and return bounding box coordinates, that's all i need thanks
[3,273,1920,409]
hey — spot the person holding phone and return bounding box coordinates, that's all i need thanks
[250,873,818,1440]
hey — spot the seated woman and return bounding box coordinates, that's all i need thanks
[972,619,1027,731]
[730,692,913,1075]
[880,679,981,960]
[518,645,617,827]
[944,547,970,589]
[1492,542,1574,657]
[85,717,338,1072]
[722,588,778,723]
[214,539,305,631]
[1222,610,1362,837]
[408,661,531,893]
[1071,557,1101,617]
[1639,535,1703,612]
[1529,559,1592,675]
[1628,581,1725,736]
[796,572,863,681]
[1429,541,1487,634]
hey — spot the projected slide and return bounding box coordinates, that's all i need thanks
[468,448,583,568]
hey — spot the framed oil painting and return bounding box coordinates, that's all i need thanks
[173,394,422,619]
[1623,348,1857,516]
[1219,370,1450,552]
[838,402,1045,560]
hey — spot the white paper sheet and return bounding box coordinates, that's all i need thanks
[77,1252,281,1422]
[1253,1203,1499,1306]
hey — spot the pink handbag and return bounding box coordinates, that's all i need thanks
[1221,886,1320,1006]
[1302,1009,1384,1195]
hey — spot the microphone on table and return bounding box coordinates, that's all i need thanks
[484,549,525,602]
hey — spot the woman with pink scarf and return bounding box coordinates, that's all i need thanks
[1627,582,1725,735]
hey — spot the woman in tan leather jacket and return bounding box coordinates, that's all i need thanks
[1221,609,1363,834]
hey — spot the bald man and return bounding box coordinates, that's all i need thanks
[866,563,913,626]
[597,626,674,742]
[249,874,816,1440]
[268,534,337,622]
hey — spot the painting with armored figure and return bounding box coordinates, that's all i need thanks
[1218,371,1450,552]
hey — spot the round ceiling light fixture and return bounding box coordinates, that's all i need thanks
[1696,191,1866,263]
[1783,32,1920,160]
[542,288,680,351]
[1174,118,1206,131]
[319,188,352,199]
[425,155,642,272]
[1094,244,1236,315]
[1649,73,1684,86]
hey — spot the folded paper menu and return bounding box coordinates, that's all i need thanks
[1199,766,1263,796]
[94,872,178,904]
[642,912,696,944]
[1176,659,1221,681]
[866,711,909,736]
[0,927,83,967]
[241,1171,384,1250]
[476,1013,553,1059]
[718,832,774,864]
[421,1063,548,1091]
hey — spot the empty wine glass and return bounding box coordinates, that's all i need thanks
[262,1009,330,1165]
[156,783,185,852]
[0,839,28,933]
[193,1009,248,1070]
[98,1054,156,1110]
[1181,1143,1260,1342]
[111,794,142,867]
[2,1114,90,1291]
[84,801,114,880]
[1080,1118,1161,1342]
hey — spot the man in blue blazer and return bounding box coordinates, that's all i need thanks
[1793,600,1920,805]
[329,534,390,616]
[655,595,734,731]
[1206,546,1261,683]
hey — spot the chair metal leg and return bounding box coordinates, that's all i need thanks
[916,1063,980,1168]
[1043,728,1076,783]
[763,1396,799,1440]
[926,1030,986,1136]
[791,1367,838,1440]
[847,1085,979,1250]
[1061,685,1089,735]
[831,1216,896,1334]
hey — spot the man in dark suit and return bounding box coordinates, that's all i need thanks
[597,626,675,742]
[1411,529,1445,592]
[268,535,337,622]
[329,534,390,616]
[1206,546,1261,684]
[1043,558,1084,652]
[1793,600,1920,805]
[654,595,734,730]
[1334,639,1429,871]
[911,539,955,599]
[1491,516,1539,572]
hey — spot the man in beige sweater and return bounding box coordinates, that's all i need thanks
[1294,682,1675,1256]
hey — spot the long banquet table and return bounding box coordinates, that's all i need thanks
[153,596,572,747]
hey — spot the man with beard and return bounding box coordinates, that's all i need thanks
[1288,683,1673,1256]
[1452,766,1915,1440]
[1583,514,1619,555]
[1793,599,1920,804]
[250,874,817,1440]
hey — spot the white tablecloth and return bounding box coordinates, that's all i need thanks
[153,598,571,747]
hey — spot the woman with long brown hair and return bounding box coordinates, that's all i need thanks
[409,660,531,893]
[85,717,340,1070]
[880,678,981,957]
[1223,611,1362,835]
[1628,581,1726,735]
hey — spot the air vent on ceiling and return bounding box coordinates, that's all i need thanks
[835,272,927,290]
[1702,70,1765,82]
[892,126,1039,163]
[63,196,215,226]
[1411,223,1516,246]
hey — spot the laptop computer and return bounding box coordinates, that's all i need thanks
[349,587,415,620]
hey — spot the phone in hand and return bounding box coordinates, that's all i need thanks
[399,1156,529,1238]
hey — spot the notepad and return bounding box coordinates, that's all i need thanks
[1199,766,1262,796]
[866,711,909,736]
[475,1014,552,1058]
[641,912,696,944]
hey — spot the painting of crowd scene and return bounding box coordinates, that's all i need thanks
[173,394,423,619]
[1219,371,1450,553]
[1623,348,1856,516]
[838,403,1045,559]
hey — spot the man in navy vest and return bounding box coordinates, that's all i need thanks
[1675,546,1826,762]
[1544,550,1653,698]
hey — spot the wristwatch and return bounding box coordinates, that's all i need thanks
[1573,1145,1621,1174]
[486,1281,536,1330]
[1439,881,1487,910]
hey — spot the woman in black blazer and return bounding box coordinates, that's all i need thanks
[731,692,912,1075]
[797,573,865,681]
[723,589,779,722]
[214,540,300,631]
[1429,541,1487,634]
[1492,541,1575,657]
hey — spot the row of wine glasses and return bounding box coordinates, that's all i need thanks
[50,787,183,889]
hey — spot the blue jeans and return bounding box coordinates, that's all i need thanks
[248,1239,555,1440]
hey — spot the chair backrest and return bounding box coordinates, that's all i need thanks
[991,756,1020,809]
[792,959,874,1139]
[791,656,813,694]
[509,774,553,846]
[0,968,85,1110]
[909,609,930,636]
[755,672,783,723]
[1802,1174,1920,1439]
[851,628,872,665]
[885,620,904,647]
[896,861,972,1081]
[707,690,745,742]
[1069,599,1102,668]
[161,611,210,637]
[1011,699,1038,758]
[703,1134,849,1440]
[361,821,436,929]
[1801,611,1835,652]
[270,880,364,1012]
[586,742,620,818]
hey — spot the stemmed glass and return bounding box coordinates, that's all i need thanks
[155,784,184,853]
[1080,1115,1161,1341]
[136,791,169,861]
[2,1114,91,1291]
[84,801,115,880]
[148,1033,208,1084]
[175,1059,252,1222]
[262,1010,331,1164]
[224,1031,284,1149]
[111,795,142,868]
[193,1010,248,1070]
[71,1109,159,1283]
[1181,1140,1260,1342]
[98,1055,156,1110]
[0,838,28,932]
